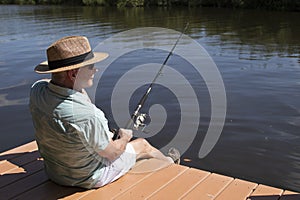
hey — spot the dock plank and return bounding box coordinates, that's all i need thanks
[247,184,283,200]
[81,172,153,199]
[279,190,300,200]
[0,151,40,174]
[0,159,44,188]
[215,179,257,200]
[1,141,299,200]
[0,161,19,174]
[81,158,170,200]
[61,189,95,200]
[12,180,87,200]
[181,173,234,200]
[114,164,188,200]
[0,169,48,199]
[148,168,210,200]
[0,141,37,157]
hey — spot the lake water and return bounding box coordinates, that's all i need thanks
[0,5,300,192]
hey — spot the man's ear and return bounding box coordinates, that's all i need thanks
[67,69,78,81]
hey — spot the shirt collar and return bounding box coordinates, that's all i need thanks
[48,81,91,102]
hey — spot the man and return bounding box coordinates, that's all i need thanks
[29,36,180,189]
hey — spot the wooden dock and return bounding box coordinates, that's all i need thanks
[0,141,299,200]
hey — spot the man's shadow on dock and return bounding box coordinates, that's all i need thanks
[0,150,85,200]
[248,194,300,200]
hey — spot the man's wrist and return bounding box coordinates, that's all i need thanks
[120,135,130,143]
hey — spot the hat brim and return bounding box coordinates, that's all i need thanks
[34,52,109,74]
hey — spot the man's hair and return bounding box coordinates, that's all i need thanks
[51,71,67,83]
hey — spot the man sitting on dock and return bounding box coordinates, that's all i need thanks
[29,36,180,189]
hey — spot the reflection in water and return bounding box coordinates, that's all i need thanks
[0,93,28,107]
[0,5,299,192]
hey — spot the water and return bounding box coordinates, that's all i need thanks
[0,5,300,192]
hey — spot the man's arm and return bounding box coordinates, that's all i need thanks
[98,128,132,162]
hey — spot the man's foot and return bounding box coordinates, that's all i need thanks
[168,147,180,164]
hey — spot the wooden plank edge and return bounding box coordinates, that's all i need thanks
[147,167,211,200]
[0,159,44,189]
[0,169,49,199]
[209,174,235,199]
[145,166,190,199]
[247,184,284,200]
[214,178,258,200]
[1,151,41,174]
[0,141,37,156]
[113,164,188,200]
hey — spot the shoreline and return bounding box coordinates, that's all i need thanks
[1,0,300,12]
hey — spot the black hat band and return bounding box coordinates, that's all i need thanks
[48,51,94,70]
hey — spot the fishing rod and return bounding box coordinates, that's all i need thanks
[113,23,189,140]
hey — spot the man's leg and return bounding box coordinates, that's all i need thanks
[94,143,136,188]
[129,138,174,163]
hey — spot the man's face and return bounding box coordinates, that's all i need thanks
[74,64,97,90]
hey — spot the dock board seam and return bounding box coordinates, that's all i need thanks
[10,178,49,200]
[212,177,235,199]
[145,166,190,199]
[178,170,211,199]
[111,171,158,200]
[0,168,44,191]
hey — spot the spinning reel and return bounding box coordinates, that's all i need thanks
[132,112,151,131]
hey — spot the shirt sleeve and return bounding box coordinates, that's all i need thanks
[78,107,111,153]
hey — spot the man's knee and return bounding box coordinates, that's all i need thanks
[131,138,152,153]
[137,138,150,149]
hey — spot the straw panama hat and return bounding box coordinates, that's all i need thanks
[35,36,109,74]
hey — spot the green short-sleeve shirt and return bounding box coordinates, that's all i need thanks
[29,80,110,189]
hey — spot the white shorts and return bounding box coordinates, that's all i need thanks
[94,143,136,188]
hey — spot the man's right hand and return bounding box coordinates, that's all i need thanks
[118,128,133,142]
[99,128,133,162]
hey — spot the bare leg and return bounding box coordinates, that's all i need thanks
[129,138,173,163]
